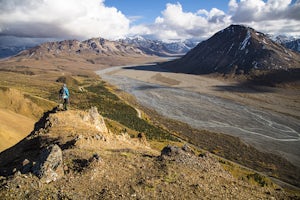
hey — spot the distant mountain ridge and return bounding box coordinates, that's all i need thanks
[282,39,300,53]
[3,33,298,59]
[1,36,197,59]
[118,36,197,56]
[16,37,146,58]
[267,34,300,53]
[163,25,300,75]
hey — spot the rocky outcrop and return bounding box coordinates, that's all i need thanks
[82,107,108,133]
[32,144,64,184]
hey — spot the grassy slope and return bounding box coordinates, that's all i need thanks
[0,109,35,152]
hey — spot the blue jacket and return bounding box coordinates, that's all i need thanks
[62,86,69,99]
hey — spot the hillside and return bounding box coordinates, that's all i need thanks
[163,25,300,76]
[0,107,292,199]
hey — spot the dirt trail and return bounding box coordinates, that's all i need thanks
[97,64,300,167]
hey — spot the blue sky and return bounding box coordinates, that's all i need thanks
[105,0,230,24]
[0,0,300,45]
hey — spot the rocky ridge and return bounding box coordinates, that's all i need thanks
[17,37,146,59]
[0,107,293,199]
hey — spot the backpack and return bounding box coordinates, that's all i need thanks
[59,87,66,98]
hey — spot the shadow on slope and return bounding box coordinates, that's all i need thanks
[248,68,300,87]
[0,107,58,176]
[122,64,169,73]
[124,63,300,91]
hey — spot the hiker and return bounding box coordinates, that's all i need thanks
[59,83,69,110]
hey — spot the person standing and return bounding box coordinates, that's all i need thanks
[59,83,69,110]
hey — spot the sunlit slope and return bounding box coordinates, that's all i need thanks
[0,108,35,152]
[0,87,50,152]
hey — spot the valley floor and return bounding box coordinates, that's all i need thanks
[97,64,300,167]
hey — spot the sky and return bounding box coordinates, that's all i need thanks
[0,0,300,47]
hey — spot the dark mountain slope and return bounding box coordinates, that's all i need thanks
[163,25,300,75]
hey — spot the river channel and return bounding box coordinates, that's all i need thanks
[97,65,300,167]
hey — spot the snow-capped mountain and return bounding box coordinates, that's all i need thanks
[266,34,300,53]
[282,39,300,53]
[118,36,197,57]
[163,24,300,75]
[164,40,198,54]
[268,34,296,44]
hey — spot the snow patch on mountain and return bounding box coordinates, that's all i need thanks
[118,36,198,56]
[239,30,251,50]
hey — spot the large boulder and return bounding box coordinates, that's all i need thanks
[33,144,64,184]
[82,107,108,133]
[160,144,199,166]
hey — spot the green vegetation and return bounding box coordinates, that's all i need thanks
[247,173,269,187]
[220,159,273,188]
[86,83,175,140]
[65,80,175,141]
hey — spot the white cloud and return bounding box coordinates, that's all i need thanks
[0,0,300,44]
[129,1,300,42]
[231,0,300,21]
[0,0,130,40]
[130,3,230,42]
[229,0,300,36]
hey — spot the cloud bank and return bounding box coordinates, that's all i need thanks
[0,0,130,40]
[130,0,300,41]
[0,0,300,43]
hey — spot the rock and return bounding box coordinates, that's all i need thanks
[82,107,108,133]
[33,144,64,184]
[21,159,32,174]
[161,145,182,157]
[137,132,148,146]
[182,144,195,155]
[160,145,202,166]
[89,153,101,162]
[57,103,64,111]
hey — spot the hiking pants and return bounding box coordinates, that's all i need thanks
[63,98,69,110]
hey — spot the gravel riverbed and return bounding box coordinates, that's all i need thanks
[97,65,300,167]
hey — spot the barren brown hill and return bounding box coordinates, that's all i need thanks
[17,37,146,59]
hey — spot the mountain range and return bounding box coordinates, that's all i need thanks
[1,32,300,60]
[162,25,300,76]
[118,36,197,56]
[16,38,145,59]
[0,37,197,59]
[283,39,300,53]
